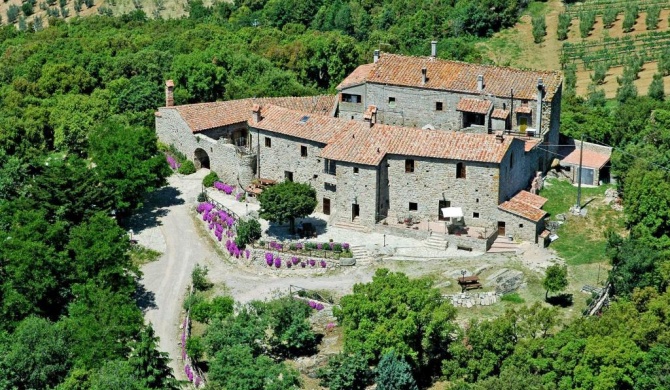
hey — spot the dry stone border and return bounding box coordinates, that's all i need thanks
[445,291,502,307]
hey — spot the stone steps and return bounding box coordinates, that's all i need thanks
[487,237,520,253]
[331,220,370,233]
[424,234,448,250]
[350,245,373,265]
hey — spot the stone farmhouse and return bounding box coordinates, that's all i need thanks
[155,49,563,249]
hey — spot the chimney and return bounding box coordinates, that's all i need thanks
[165,80,174,107]
[495,131,504,143]
[536,78,544,133]
[431,40,437,58]
[421,67,427,85]
[477,75,484,92]
[374,50,380,63]
[252,104,262,123]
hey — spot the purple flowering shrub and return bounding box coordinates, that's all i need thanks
[167,155,181,170]
[213,181,234,195]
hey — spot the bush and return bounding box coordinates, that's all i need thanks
[235,218,261,248]
[186,336,205,362]
[183,291,204,311]
[21,1,34,16]
[197,192,207,202]
[178,160,196,175]
[501,293,525,304]
[648,73,665,101]
[659,47,670,76]
[646,5,660,30]
[616,76,638,103]
[557,13,571,40]
[602,7,619,29]
[531,15,546,44]
[623,5,638,32]
[579,11,596,38]
[590,62,608,85]
[7,4,20,22]
[376,351,418,390]
[210,296,234,320]
[202,171,219,187]
[190,299,212,323]
[191,264,212,291]
[564,64,577,96]
[318,352,374,390]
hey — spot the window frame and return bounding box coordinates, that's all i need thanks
[264,137,271,148]
[300,145,308,158]
[405,159,415,173]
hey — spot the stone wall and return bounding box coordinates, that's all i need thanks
[339,84,367,121]
[384,154,500,228]
[155,109,253,188]
[496,209,545,243]
[498,139,535,203]
[332,162,379,226]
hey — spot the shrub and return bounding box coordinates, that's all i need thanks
[616,75,638,103]
[531,15,546,44]
[197,192,207,202]
[332,243,342,252]
[183,291,204,311]
[186,336,205,362]
[235,218,261,248]
[564,64,577,96]
[602,8,619,29]
[622,5,638,32]
[557,13,571,41]
[646,5,660,30]
[210,296,234,320]
[202,171,219,187]
[579,11,596,38]
[178,160,196,175]
[659,47,670,76]
[376,351,418,390]
[501,293,525,304]
[191,264,212,291]
[7,4,20,22]
[590,62,608,85]
[21,1,34,16]
[190,299,212,323]
[318,352,374,390]
[648,73,665,101]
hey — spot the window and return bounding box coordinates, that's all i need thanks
[353,167,359,174]
[342,93,361,103]
[438,200,451,221]
[405,159,415,173]
[301,145,307,157]
[388,97,396,108]
[456,162,466,179]
[509,152,514,170]
[476,198,479,203]
[473,212,480,219]
[519,223,524,228]
[284,171,293,182]
[264,137,271,147]
[409,202,418,211]
[324,183,336,192]
[324,159,337,175]
[436,102,443,111]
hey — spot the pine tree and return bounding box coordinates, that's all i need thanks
[128,324,179,389]
[648,73,665,101]
[376,351,418,390]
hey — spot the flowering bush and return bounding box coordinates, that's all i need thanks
[320,260,327,268]
[274,257,281,268]
[213,181,234,195]
[265,252,273,266]
[291,256,300,265]
[167,154,181,170]
[316,243,323,250]
[342,243,350,250]
[300,262,306,268]
[309,259,316,267]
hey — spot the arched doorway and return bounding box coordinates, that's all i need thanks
[194,148,210,169]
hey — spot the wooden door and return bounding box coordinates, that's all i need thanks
[438,200,451,221]
[498,221,506,235]
[323,198,331,215]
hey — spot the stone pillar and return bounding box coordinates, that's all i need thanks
[165,80,174,107]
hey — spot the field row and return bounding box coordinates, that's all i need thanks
[561,30,670,69]
[565,0,670,16]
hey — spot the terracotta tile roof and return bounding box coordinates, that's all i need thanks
[456,98,492,114]
[491,109,509,120]
[321,124,517,166]
[253,105,360,144]
[515,106,532,114]
[498,190,548,222]
[171,96,337,133]
[339,53,562,101]
[336,63,376,89]
[523,138,541,152]
[560,148,610,169]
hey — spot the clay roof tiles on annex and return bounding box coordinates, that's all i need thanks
[252,104,360,144]
[336,63,376,89]
[561,149,611,169]
[498,190,548,222]
[172,95,337,133]
[321,124,516,166]
[491,109,510,120]
[456,98,493,114]
[341,53,562,102]
[513,190,548,209]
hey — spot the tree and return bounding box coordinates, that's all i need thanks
[531,15,546,44]
[88,360,143,390]
[318,352,374,390]
[590,61,608,85]
[235,218,262,248]
[602,7,619,29]
[579,11,595,38]
[623,5,638,33]
[648,73,665,101]
[376,351,418,390]
[646,5,660,30]
[256,296,318,357]
[543,264,568,300]
[334,269,456,379]
[616,75,638,103]
[556,12,570,40]
[259,181,316,234]
[128,324,178,389]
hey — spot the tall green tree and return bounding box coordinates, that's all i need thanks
[258,180,317,234]
[318,352,373,390]
[648,73,665,101]
[128,324,178,389]
[543,264,568,300]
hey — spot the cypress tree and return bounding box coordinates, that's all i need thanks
[376,351,418,390]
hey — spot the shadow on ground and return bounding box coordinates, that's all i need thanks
[546,293,573,308]
[135,281,158,313]
[122,185,185,234]
[265,216,330,240]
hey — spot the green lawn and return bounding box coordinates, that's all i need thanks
[540,178,624,265]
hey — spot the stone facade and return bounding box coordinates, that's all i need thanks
[332,162,380,226]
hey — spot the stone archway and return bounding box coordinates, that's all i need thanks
[194,148,210,170]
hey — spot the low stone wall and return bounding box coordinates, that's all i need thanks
[247,247,340,276]
[445,292,502,308]
[446,234,490,252]
[373,223,430,240]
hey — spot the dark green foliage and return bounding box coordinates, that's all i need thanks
[235,218,262,248]
[6,4,20,22]
[257,296,318,357]
[21,1,34,17]
[557,12,571,40]
[128,324,178,389]
[646,5,660,30]
[607,235,664,297]
[88,360,143,389]
[186,336,205,362]
[531,15,546,44]
[590,61,608,85]
[635,345,670,390]
[259,181,317,234]
[191,264,212,291]
[318,352,374,390]
[178,159,196,174]
[376,351,418,390]
[659,47,670,76]
[209,296,234,320]
[602,7,619,29]
[564,63,577,96]
[586,84,607,108]
[579,11,596,38]
[202,171,219,187]
[623,5,638,33]
[649,73,665,101]
[335,269,456,379]
[543,264,568,299]
[616,74,638,103]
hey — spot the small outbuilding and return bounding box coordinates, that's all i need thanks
[558,139,612,186]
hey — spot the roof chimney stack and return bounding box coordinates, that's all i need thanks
[477,75,484,92]
[374,50,380,63]
[252,104,262,123]
[165,80,174,107]
[495,131,504,143]
[421,67,427,85]
[431,40,437,58]
[536,78,544,133]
